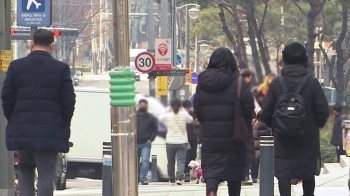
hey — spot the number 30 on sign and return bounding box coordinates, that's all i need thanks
[134,52,155,74]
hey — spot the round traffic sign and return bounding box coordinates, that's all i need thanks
[134,52,155,73]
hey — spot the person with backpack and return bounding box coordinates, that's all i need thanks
[261,42,329,196]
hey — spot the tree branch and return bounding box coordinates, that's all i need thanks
[214,1,247,15]
[259,0,269,30]
[293,1,308,17]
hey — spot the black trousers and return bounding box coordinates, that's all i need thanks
[278,177,315,196]
[244,158,259,180]
[184,140,198,173]
[206,178,241,196]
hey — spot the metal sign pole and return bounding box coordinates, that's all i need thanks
[170,0,177,99]
[111,0,138,195]
[159,0,169,105]
[0,0,14,195]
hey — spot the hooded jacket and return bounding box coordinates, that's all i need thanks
[193,68,254,181]
[261,64,329,179]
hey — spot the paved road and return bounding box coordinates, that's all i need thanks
[55,178,349,196]
[78,74,150,95]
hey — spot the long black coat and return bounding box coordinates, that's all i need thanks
[261,64,329,180]
[1,51,76,153]
[193,68,254,181]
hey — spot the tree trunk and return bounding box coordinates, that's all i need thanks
[249,0,271,75]
[305,1,325,75]
[231,5,248,64]
[246,1,263,82]
[218,4,247,69]
[335,6,348,105]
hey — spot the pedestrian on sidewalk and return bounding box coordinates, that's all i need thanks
[1,29,76,196]
[136,99,158,185]
[159,98,193,185]
[194,47,254,196]
[331,104,348,163]
[182,100,200,182]
[261,42,329,196]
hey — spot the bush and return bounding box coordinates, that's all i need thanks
[320,118,337,164]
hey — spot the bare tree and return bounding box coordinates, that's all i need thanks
[293,0,326,75]
[319,1,350,104]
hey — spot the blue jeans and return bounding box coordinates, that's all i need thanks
[138,142,151,182]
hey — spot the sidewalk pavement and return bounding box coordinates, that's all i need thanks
[55,179,349,196]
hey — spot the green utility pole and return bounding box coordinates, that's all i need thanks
[0,0,14,196]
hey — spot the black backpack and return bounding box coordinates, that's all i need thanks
[272,75,311,137]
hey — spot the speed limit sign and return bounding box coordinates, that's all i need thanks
[134,52,155,73]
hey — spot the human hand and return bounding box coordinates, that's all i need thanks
[193,118,199,125]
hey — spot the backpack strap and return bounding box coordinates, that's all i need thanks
[295,75,311,93]
[237,76,242,100]
[279,75,311,93]
[279,77,289,93]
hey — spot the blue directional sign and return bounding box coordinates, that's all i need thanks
[191,72,199,84]
[176,54,182,65]
[17,0,52,27]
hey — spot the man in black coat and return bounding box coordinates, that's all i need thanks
[1,29,76,196]
[261,42,329,196]
[331,105,348,162]
[136,99,158,185]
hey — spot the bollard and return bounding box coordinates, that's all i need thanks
[102,142,112,196]
[259,136,274,196]
[151,155,158,182]
[342,120,350,190]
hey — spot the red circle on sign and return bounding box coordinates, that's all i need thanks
[158,43,168,56]
[134,52,155,74]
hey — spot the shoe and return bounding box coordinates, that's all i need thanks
[184,173,190,182]
[141,180,148,185]
[208,191,217,196]
[169,179,175,184]
[175,179,182,185]
[252,179,258,183]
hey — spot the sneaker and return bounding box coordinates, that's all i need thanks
[141,180,148,185]
[176,179,182,185]
[252,179,258,183]
[169,179,175,184]
[184,173,191,182]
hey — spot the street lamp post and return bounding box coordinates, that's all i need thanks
[184,6,200,69]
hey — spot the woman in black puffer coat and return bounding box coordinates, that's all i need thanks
[194,47,254,196]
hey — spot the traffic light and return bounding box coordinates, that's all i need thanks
[49,28,79,36]
[185,68,193,83]
[10,27,79,40]
[53,30,61,36]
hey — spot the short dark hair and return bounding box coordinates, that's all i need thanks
[138,99,148,104]
[182,100,192,108]
[333,104,342,113]
[33,29,54,47]
[240,69,253,78]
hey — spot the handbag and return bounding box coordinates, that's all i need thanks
[174,117,191,149]
[233,76,252,142]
